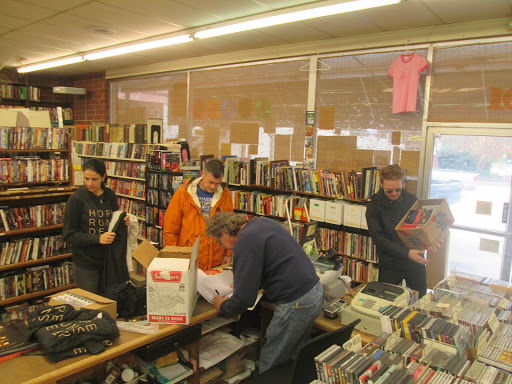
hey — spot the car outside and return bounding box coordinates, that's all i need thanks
[431,169,479,190]
[429,179,462,205]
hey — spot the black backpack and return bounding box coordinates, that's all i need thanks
[104,281,147,320]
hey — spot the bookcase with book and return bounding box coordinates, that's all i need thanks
[145,147,184,250]
[0,127,76,322]
[224,158,380,284]
[72,141,155,223]
[1,81,74,127]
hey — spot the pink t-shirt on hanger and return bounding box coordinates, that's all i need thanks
[389,53,428,113]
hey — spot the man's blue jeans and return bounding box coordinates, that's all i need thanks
[258,280,324,373]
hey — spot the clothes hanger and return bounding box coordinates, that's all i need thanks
[403,40,413,55]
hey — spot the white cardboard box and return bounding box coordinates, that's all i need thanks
[343,204,363,228]
[0,109,18,127]
[309,199,326,222]
[133,238,199,325]
[325,201,344,225]
[16,110,52,128]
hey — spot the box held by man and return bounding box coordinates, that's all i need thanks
[395,198,454,252]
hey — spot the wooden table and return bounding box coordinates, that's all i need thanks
[2,299,218,384]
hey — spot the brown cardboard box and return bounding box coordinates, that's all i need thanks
[48,288,117,320]
[395,199,454,252]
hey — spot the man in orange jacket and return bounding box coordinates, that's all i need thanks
[163,159,234,270]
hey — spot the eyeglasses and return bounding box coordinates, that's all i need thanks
[384,188,402,194]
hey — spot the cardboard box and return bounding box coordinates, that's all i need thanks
[343,204,363,228]
[395,199,454,251]
[48,288,117,320]
[132,238,199,325]
[325,200,344,225]
[309,199,326,222]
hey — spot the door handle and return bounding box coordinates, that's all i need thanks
[503,203,509,224]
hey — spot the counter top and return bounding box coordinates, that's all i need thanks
[3,299,217,384]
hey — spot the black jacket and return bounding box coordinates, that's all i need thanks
[365,188,417,269]
[63,186,119,269]
[103,211,130,289]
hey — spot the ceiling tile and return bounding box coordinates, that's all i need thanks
[104,0,221,27]
[420,0,512,23]
[361,1,443,30]
[37,14,149,50]
[14,0,91,12]
[0,0,57,20]
[304,13,383,38]
[65,2,180,36]
[0,14,34,29]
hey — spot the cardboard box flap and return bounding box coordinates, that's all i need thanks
[48,288,117,320]
[52,288,114,304]
[132,239,160,269]
[159,246,194,259]
[150,257,190,270]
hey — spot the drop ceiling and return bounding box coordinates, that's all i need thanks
[1,0,511,77]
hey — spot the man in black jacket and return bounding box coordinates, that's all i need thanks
[365,164,428,297]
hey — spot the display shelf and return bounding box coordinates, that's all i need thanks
[109,174,145,182]
[0,253,72,272]
[117,193,145,201]
[77,154,147,163]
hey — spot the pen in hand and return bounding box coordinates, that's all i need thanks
[215,289,220,296]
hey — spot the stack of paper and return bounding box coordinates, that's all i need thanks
[197,270,234,303]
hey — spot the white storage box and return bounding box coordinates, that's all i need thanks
[325,201,345,225]
[309,199,326,222]
[133,238,199,324]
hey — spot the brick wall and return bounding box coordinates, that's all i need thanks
[72,72,109,125]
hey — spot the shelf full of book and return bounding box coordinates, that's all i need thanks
[73,140,153,214]
[1,82,74,127]
[145,148,184,250]
[224,157,381,201]
[227,182,378,283]
[0,127,76,321]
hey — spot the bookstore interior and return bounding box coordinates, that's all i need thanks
[1,0,512,383]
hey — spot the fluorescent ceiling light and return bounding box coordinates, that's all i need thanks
[18,57,84,73]
[195,0,403,39]
[84,34,193,60]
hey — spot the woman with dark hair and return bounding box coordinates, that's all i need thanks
[63,158,128,293]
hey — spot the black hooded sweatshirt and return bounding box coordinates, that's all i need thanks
[63,185,118,269]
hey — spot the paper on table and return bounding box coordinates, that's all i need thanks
[197,270,234,303]
[197,270,263,310]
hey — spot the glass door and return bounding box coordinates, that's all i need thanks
[424,127,512,281]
